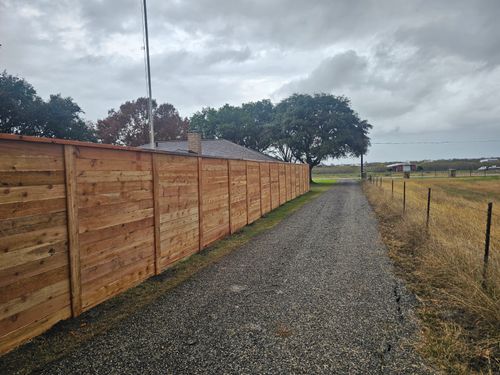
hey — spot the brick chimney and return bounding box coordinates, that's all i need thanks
[187,132,202,155]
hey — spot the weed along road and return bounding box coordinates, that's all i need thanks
[38,181,430,374]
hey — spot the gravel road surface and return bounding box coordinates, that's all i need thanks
[40,181,430,374]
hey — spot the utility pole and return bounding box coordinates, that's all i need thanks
[143,0,154,148]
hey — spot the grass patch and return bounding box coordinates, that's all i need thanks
[313,178,337,184]
[313,173,359,180]
[0,182,334,375]
[363,181,499,374]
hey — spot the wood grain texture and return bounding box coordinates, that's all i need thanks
[152,154,161,274]
[0,137,303,355]
[228,160,247,233]
[270,163,280,210]
[0,140,71,354]
[75,146,155,311]
[278,164,286,205]
[156,154,200,269]
[259,163,271,215]
[200,158,229,247]
[285,164,292,201]
[246,161,261,224]
[64,145,82,317]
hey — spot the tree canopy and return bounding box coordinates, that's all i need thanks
[0,70,371,170]
[189,94,371,176]
[189,99,274,152]
[271,94,371,172]
[96,97,188,147]
[0,71,96,141]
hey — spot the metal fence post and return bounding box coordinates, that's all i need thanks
[391,179,394,199]
[482,202,493,288]
[403,181,406,213]
[426,188,431,228]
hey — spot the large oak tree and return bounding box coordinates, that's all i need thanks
[272,93,371,180]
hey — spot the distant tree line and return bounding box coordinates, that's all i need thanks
[0,71,371,173]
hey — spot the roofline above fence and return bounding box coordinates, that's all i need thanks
[0,133,307,165]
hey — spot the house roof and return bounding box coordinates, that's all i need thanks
[149,139,278,162]
[386,162,416,168]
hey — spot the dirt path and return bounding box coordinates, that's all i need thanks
[40,182,430,374]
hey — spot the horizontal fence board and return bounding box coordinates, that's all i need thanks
[279,164,286,205]
[260,163,271,215]
[247,162,261,224]
[75,147,155,312]
[200,159,229,247]
[156,154,199,270]
[229,160,247,233]
[0,140,71,355]
[0,136,309,354]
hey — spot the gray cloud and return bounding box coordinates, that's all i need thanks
[1,0,499,161]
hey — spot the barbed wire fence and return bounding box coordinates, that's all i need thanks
[366,175,497,289]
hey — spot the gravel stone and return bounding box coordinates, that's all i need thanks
[40,181,432,374]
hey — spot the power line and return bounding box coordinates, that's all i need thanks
[372,140,500,145]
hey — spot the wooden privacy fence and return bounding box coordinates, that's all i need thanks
[0,134,310,354]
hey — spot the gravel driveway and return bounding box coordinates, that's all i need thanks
[40,181,430,374]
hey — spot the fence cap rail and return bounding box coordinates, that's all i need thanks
[0,133,308,165]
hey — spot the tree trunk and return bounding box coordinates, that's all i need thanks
[309,163,314,183]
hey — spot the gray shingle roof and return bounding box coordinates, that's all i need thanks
[148,139,278,162]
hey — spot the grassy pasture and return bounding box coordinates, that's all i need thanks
[365,176,500,374]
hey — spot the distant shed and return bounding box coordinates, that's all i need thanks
[386,162,417,172]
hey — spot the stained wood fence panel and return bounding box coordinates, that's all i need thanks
[278,164,286,205]
[0,141,71,353]
[285,164,292,201]
[76,147,155,311]
[200,158,230,248]
[260,163,271,215]
[246,161,261,223]
[295,166,301,197]
[0,135,310,355]
[228,160,247,233]
[270,163,280,210]
[155,154,200,270]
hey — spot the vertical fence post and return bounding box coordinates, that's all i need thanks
[64,145,82,317]
[482,202,493,288]
[391,179,394,199]
[197,157,204,251]
[152,154,161,275]
[426,188,431,228]
[227,159,232,234]
[403,181,406,213]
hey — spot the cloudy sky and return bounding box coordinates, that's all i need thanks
[1,0,500,162]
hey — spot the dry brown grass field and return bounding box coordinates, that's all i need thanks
[364,176,500,374]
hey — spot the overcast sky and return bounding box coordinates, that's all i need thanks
[1,0,499,162]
